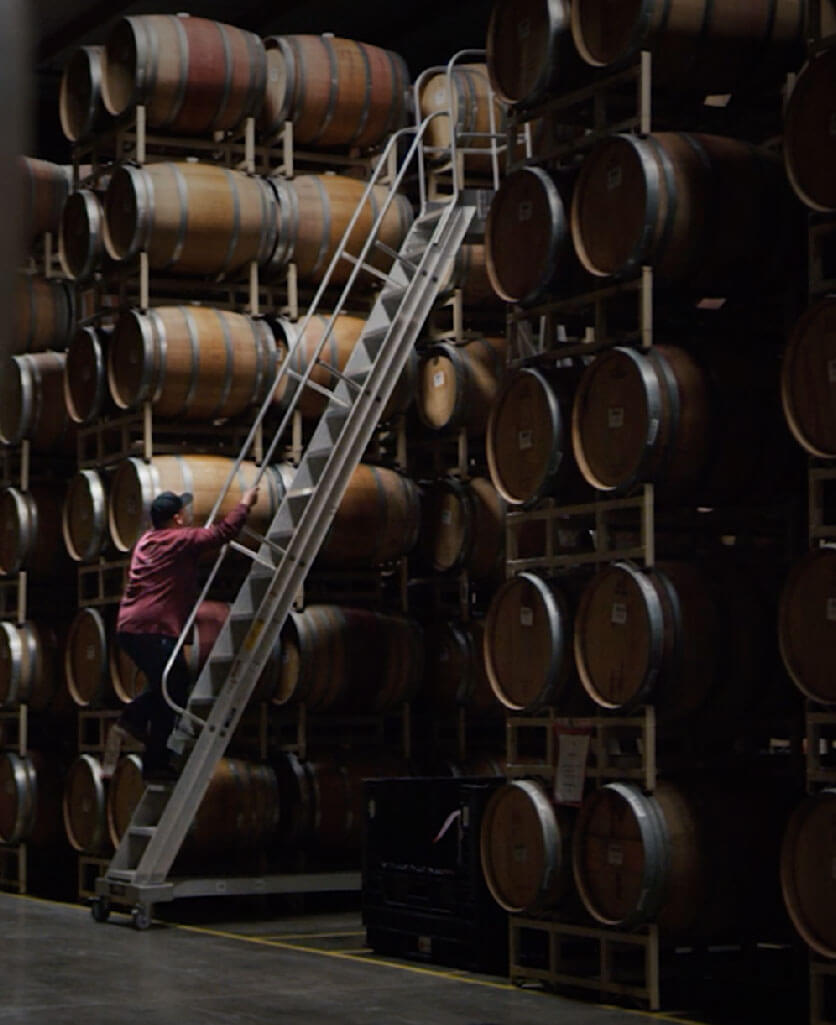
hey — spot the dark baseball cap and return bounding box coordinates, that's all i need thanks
[150,490,193,528]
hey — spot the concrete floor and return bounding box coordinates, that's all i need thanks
[0,891,696,1025]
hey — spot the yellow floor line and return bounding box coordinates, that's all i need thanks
[256,930,367,941]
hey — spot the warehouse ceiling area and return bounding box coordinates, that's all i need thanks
[29,0,494,159]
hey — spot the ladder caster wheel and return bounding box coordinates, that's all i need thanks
[90,897,110,923]
[132,905,151,931]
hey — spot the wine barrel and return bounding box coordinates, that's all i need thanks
[571,0,804,92]
[63,753,108,853]
[15,275,75,354]
[274,604,423,713]
[487,365,587,507]
[109,634,146,703]
[418,476,505,579]
[267,174,413,284]
[0,351,74,451]
[62,469,108,563]
[65,606,114,708]
[571,132,788,291]
[571,345,711,498]
[59,188,107,282]
[102,14,267,134]
[422,618,498,717]
[782,299,836,457]
[0,621,62,712]
[107,454,285,552]
[21,157,72,246]
[103,162,278,277]
[487,0,581,107]
[0,751,62,846]
[573,559,767,722]
[438,243,500,307]
[108,306,279,420]
[187,758,279,860]
[417,335,506,435]
[0,485,68,577]
[781,789,836,957]
[105,753,144,848]
[419,64,504,173]
[485,572,576,712]
[64,325,115,425]
[779,548,836,705]
[481,778,572,913]
[261,34,410,149]
[784,49,836,212]
[486,165,574,305]
[60,45,108,142]
[318,463,421,567]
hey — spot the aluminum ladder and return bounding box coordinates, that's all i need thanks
[93,118,476,928]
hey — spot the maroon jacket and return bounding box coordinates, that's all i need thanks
[117,503,248,638]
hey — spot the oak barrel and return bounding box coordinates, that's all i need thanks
[419,64,504,173]
[417,335,506,435]
[784,48,836,212]
[105,753,144,848]
[108,306,279,420]
[59,45,108,142]
[0,621,62,713]
[59,188,107,282]
[63,468,108,563]
[107,454,285,552]
[481,778,571,913]
[65,606,114,708]
[186,758,279,860]
[487,365,587,507]
[267,173,413,284]
[64,325,114,425]
[103,162,278,277]
[0,751,62,846]
[571,0,804,92]
[15,274,75,354]
[571,132,787,291]
[781,298,836,457]
[485,165,573,305]
[261,34,409,148]
[21,157,72,246]
[438,243,500,307]
[0,351,73,451]
[0,485,68,577]
[486,0,580,106]
[274,604,423,713]
[779,548,836,705]
[781,789,836,957]
[63,753,108,853]
[418,476,505,579]
[484,571,576,713]
[102,14,266,134]
[422,618,498,717]
[318,463,421,567]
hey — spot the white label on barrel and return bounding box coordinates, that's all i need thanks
[269,67,279,83]
[513,844,528,863]
[518,201,533,222]
[520,606,533,627]
[517,17,531,39]
[829,359,836,383]
[608,165,623,190]
[828,598,836,622]
[82,799,91,813]
[518,429,533,450]
[441,509,452,525]
[434,87,446,105]
[607,843,624,867]
[86,645,95,661]
[368,799,376,819]
[433,371,445,389]
[611,602,627,625]
[608,406,624,429]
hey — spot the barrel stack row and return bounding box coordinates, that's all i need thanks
[773,32,836,1007]
[471,0,815,1010]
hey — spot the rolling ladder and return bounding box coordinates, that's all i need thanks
[91,115,477,928]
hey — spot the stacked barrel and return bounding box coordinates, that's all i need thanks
[476,0,809,1012]
[776,21,836,1017]
[0,155,79,898]
[54,12,428,891]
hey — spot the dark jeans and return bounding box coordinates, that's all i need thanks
[115,632,190,772]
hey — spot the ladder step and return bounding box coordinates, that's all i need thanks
[129,826,157,838]
[106,870,137,883]
[228,540,277,570]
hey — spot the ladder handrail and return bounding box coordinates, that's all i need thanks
[158,110,457,720]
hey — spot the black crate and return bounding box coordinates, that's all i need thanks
[362,777,507,973]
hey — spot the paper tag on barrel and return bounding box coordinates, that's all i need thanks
[554,724,593,806]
